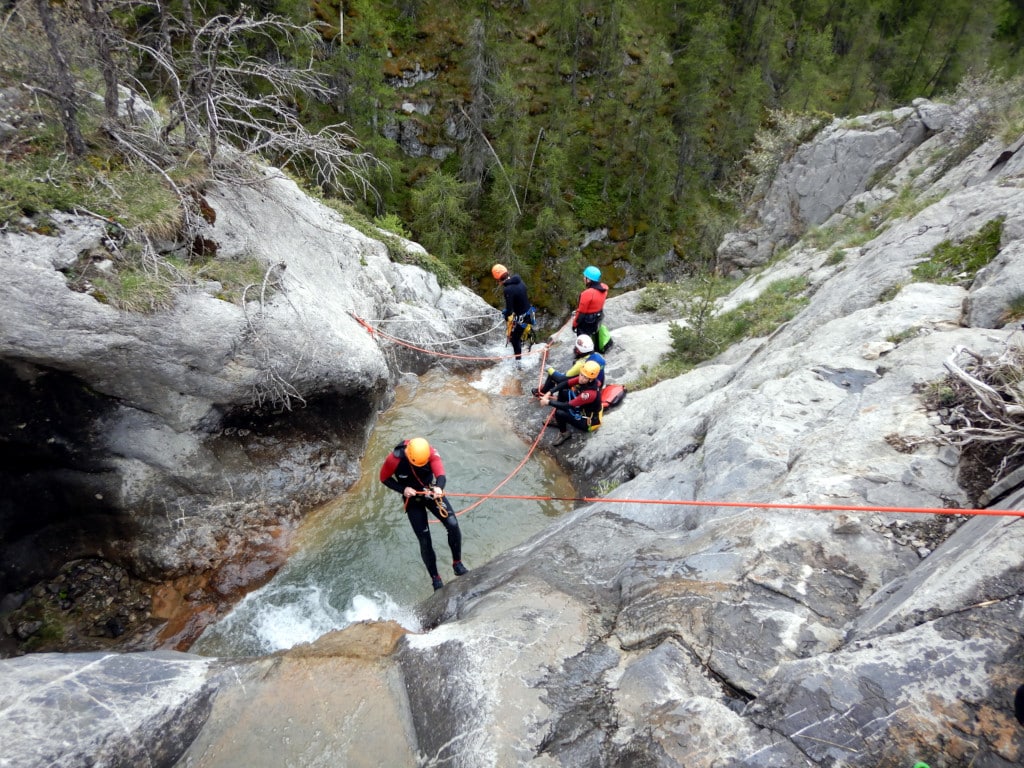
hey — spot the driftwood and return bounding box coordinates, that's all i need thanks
[938,342,1024,481]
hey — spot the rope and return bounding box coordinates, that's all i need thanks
[375,318,506,346]
[437,492,1024,518]
[369,309,1023,522]
[383,311,1024,522]
[374,311,501,324]
[352,312,545,363]
[424,409,556,523]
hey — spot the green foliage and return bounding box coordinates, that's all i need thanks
[886,326,920,344]
[634,282,686,313]
[374,213,412,238]
[803,183,945,253]
[410,170,472,269]
[196,258,274,302]
[90,259,177,313]
[61,240,271,313]
[923,381,959,408]
[594,477,621,497]
[1001,294,1024,325]
[825,249,846,266]
[0,135,181,233]
[911,217,1004,286]
[669,276,810,367]
[729,109,832,208]
[10,0,1024,320]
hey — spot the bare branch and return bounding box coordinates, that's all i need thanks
[929,341,1024,485]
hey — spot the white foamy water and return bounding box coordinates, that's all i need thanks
[196,585,422,656]
[470,341,549,395]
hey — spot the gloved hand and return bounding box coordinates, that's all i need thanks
[546,366,555,376]
[429,485,443,499]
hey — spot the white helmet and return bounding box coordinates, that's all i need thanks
[574,335,594,354]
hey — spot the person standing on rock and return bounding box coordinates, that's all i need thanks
[572,266,609,344]
[492,263,534,363]
[537,359,604,447]
[380,437,469,591]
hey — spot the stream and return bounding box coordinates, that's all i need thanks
[191,357,576,658]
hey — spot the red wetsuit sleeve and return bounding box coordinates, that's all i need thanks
[428,449,446,486]
[567,388,600,408]
[379,453,400,483]
[549,378,600,409]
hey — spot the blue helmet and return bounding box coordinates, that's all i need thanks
[583,266,601,282]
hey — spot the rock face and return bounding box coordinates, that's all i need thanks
[717,99,952,274]
[4,99,1024,767]
[0,168,496,600]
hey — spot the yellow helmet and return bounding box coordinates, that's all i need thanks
[491,264,509,280]
[580,360,601,380]
[405,437,431,466]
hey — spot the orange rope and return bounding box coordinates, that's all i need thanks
[351,312,541,363]
[362,311,1020,520]
[425,410,556,523]
[438,492,1024,518]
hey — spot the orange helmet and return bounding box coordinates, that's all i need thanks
[580,360,602,380]
[405,438,431,466]
[491,264,509,280]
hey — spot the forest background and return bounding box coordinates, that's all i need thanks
[3,0,1024,317]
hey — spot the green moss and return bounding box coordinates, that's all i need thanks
[1001,294,1024,324]
[90,261,176,312]
[0,131,183,235]
[911,217,1004,286]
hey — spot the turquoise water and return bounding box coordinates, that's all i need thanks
[192,361,575,657]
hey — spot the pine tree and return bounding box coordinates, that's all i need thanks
[410,171,472,266]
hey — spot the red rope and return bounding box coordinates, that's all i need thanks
[439,492,1024,518]
[351,312,536,363]
[360,312,1021,521]
[425,410,555,523]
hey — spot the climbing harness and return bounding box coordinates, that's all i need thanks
[505,308,538,351]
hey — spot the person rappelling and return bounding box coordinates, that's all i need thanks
[379,437,470,591]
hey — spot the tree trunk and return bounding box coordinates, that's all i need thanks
[34,0,86,156]
[80,0,120,125]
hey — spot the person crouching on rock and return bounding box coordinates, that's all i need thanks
[380,437,469,591]
[537,360,604,447]
[532,333,605,398]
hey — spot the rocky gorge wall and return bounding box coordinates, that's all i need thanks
[3,97,1024,767]
[0,169,497,650]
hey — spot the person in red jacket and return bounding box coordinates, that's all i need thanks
[573,265,609,340]
[380,437,469,591]
[537,360,604,447]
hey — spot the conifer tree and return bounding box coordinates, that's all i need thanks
[410,171,472,266]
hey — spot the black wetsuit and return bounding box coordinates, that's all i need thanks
[379,443,462,579]
[502,274,532,359]
[546,376,603,433]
